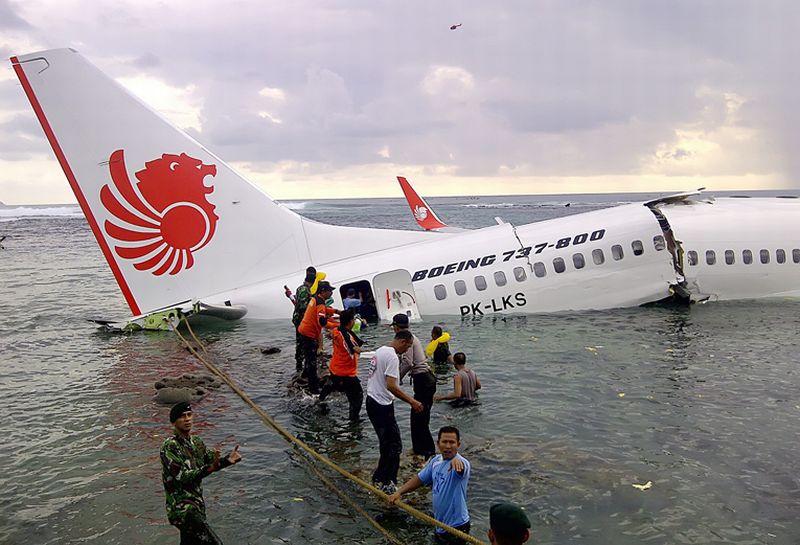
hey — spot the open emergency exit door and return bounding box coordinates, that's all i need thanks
[372,269,421,322]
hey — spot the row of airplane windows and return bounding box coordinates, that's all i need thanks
[432,235,668,300]
[686,248,800,266]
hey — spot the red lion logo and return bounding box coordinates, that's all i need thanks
[100,149,218,276]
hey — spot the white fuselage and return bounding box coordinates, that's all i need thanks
[210,197,800,320]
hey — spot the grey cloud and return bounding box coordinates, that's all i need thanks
[0,113,48,159]
[3,0,800,188]
[0,0,29,29]
[128,52,160,69]
[486,98,628,133]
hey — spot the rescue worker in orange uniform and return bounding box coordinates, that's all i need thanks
[297,280,338,394]
[319,308,366,420]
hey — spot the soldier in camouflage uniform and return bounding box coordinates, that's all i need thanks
[161,402,242,544]
[292,266,317,373]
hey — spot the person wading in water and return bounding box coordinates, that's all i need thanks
[160,402,242,544]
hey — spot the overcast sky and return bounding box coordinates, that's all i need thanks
[1,0,798,204]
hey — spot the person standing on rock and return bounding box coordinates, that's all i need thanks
[161,402,242,544]
[297,280,339,394]
[291,266,317,374]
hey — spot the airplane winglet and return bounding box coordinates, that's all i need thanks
[643,188,706,208]
[397,176,449,230]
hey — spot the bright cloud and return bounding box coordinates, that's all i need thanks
[117,75,203,132]
[421,65,475,99]
[258,87,286,102]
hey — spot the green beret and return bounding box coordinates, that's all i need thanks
[170,401,192,423]
[490,503,531,538]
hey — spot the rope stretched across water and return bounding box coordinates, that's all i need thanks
[172,317,487,545]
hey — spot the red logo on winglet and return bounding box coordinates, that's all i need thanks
[100,149,218,276]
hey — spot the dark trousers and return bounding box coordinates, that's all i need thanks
[433,522,471,545]
[176,516,222,545]
[300,334,321,393]
[366,396,402,485]
[294,328,304,372]
[410,371,436,457]
[319,374,363,420]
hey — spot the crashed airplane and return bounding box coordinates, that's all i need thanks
[11,49,800,327]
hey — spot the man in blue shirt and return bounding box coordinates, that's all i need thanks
[389,426,471,543]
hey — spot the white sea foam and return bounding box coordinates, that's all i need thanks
[462,200,635,209]
[0,205,82,219]
[463,202,517,209]
[278,201,309,210]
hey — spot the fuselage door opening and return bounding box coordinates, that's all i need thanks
[371,270,422,323]
[338,280,379,323]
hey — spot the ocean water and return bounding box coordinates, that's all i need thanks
[1,192,800,545]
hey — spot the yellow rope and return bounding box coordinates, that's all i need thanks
[184,318,404,544]
[182,317,209,356]
[171,317,487,545]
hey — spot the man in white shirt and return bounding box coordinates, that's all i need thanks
[366,329,424,493]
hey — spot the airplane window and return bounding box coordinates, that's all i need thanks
[725,250,735,265]
[592,248,605,265]
[475,275,487,291]
[776,249,786,264]
[653,235,666,251]
[794,249,800,263]
[533,262,546,278]
[572,253,585,269]
[760,249,770,264]
[743,249,753,264]
[513,267,527,282]
[706,250,716,265]
[611,245,624,261]
[687,251,698,266]
[632,240,644,256]
[434,284,447,300]
[454,279,467,295]
[494,271,507,286]
[553,257,566,273]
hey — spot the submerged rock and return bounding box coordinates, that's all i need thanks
[261,346,281,355]
[155,387,194,404]
[155,373,222,390]
[154,373,222,405]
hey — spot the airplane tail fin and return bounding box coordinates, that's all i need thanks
[397,176,449,230]
[11,49,313,316]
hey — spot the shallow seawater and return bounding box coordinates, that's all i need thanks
[1,195,800,544]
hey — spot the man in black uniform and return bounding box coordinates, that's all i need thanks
[393,313,436,458]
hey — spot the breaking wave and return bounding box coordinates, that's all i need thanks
[278,201,309,210]
[0,205,83,220]
[461,200,633,209]
[463,202,517,208]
